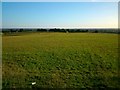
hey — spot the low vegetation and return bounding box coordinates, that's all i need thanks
[2,32,119,88]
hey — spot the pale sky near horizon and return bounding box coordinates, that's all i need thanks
[2,2,118,28]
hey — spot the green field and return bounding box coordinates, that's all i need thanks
[2,32,119,88]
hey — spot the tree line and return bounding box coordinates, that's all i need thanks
[2,28,119,34]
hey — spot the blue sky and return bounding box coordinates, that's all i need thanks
[1,0,120,2]
[2,2,118,28]
[0,3,2,29]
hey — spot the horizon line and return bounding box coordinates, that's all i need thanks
[2,27,118,29]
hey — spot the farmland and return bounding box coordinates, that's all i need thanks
[2,32,119,88]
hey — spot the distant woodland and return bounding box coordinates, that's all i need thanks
[2,28,119,34]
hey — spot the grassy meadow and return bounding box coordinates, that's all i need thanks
[2,32,119,88]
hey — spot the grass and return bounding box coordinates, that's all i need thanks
[2,32,119,88]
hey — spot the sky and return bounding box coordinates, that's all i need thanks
[119,2,120,28]
[1,0,120,2]
[0,3,2,29]
[2,2,118,28]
